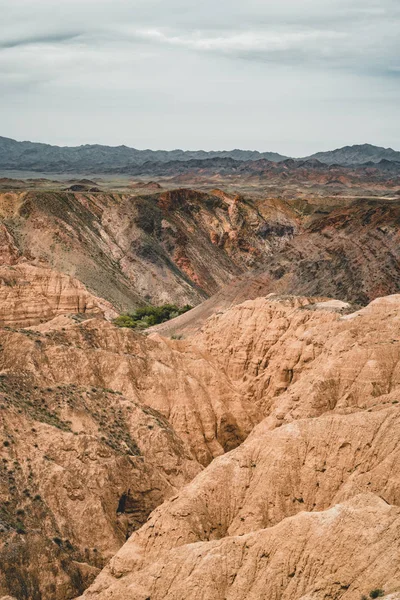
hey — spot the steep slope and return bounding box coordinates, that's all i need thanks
[2,181,400,600]
[3,189,400,321]
[79,294,400,600]
[2,293,400,598]
[80,494,400,600]
[153,198,400,337]
[0,189,297,309]
[3,294,400,465]
[0,263,117,327]
[0,359,202,599]
[0,317,257,466]
[87,409,400,559]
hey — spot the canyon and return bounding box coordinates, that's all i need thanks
[0,177,400,600]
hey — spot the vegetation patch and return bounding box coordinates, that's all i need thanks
[369,590,385,599]
[114,303,192,329]
[0,375,71,432]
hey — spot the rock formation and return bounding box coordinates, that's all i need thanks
[0,189,297,309]
[1,182,400,600]
[0,370,201,599]
[0,263,117,327]
[153,199,400,337]
[1,290,400,598]
[77,294,400,599]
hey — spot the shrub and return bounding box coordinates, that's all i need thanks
[113,315,136,328]
[114,304,193,330]
[369,590,384,599]
[16,522,25,534]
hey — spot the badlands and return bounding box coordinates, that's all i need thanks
[0,184,399,600]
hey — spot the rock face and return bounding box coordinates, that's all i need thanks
[0,224,20,265]
[1,292,400,598]
[0,263,117,326]
[153,199,400,337]
[2,190,400,317]
[77,294,400,600]
[2,184,400,600]
[0,317,257,466]
[0,372,201,599]
[0,189,297,309]
[81,493,400,600]
[79,492,400,600]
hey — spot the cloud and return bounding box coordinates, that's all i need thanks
[1,0,399,74]
[0,32,82,50]
[0,0,399,154]
[134,27,345,54]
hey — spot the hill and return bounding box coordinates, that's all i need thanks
[0,136,287,173]
[307,143,400,165]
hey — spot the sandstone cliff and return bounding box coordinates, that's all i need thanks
[2,180,400,600]
[77,294,400,600]
[1,293,400,599]
[0,263,117,327]
[0,371,201,599]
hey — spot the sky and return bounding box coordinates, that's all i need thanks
[1,0,399,156]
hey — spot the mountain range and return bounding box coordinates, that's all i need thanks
[1,136,399,173]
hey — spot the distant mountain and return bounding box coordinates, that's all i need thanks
[1,137,399,173]
[307,143,400,165]
[109,156,400,184]
[0,136,288,173]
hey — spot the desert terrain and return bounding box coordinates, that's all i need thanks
[0,144,400,600]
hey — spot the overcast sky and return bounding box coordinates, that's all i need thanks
[1,0,399,155]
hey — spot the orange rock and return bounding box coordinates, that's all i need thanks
[0,263,117,326]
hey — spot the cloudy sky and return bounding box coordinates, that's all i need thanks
[1,0,399,155]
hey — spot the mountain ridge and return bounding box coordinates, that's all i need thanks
[1,136,400,172]
[306,143,400,165]
[0,136,288,171]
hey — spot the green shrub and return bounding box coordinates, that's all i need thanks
[369,590,384,599]
[114,304,192,330]
[16,522,25,534]
[113,315,136,328]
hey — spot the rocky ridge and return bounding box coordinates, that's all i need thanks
[0,189,298,310]
[1,292,400,598]
[153,198,400,337]
[0,137,287,172]
[78,294,400,600]
[1,137,399,172]
[1,182,400,600]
